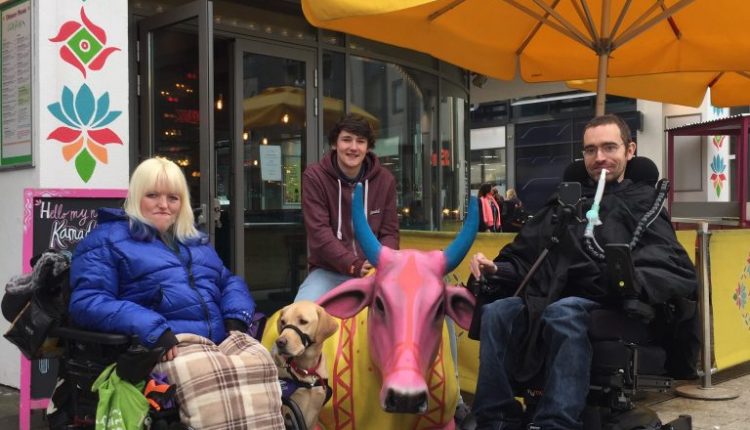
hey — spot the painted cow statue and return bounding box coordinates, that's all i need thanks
[316,184,478,422]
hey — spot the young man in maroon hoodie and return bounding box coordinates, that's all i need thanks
[294,114,399,302]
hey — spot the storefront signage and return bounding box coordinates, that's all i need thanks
[0,0,32,168]
[21,188,126,401]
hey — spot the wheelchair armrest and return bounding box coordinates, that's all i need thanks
[49,326,137,346]
[622,299,655,324]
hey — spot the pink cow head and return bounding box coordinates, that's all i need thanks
[317,184,478,414]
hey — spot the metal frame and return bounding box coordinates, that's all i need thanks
[138,0,216,240]
[231,39,316,277]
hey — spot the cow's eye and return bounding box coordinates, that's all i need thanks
[374,296,386,315]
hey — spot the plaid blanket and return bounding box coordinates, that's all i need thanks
[155,331,284,430]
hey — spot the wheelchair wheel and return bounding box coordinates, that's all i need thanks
[603,406,662,430]
[281,397,307,430]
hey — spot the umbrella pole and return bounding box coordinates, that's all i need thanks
[595,52,608,115]
[595,0,611,116]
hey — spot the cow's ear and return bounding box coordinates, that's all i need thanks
[316,276,376,319]
[444,286,476,330]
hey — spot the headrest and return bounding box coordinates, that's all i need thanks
[562,157,659,186]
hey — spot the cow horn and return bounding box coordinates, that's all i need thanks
[443,196,479,274]
[352,183,382,267]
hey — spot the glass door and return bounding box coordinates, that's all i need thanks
[138,0,216,239]
[233,40,315,304]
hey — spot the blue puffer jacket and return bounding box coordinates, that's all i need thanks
[69,208,255,348]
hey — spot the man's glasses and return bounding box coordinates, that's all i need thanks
[582,143,622,158]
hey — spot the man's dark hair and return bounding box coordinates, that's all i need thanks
[584,114,632,145]
[328,114,376,149]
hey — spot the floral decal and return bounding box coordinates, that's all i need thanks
[712,135,725,150]
[49,7,120,77]
[47,84,122,182]
[710,154,727,197]
[734,254,750,329]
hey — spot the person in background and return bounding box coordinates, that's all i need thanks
[478,183,502,233]
[491,187,505,208]
[501,188,526,233]
[295,114,399,302]
[505,188,522,209]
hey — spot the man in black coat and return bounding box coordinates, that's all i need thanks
[468,114,698,430]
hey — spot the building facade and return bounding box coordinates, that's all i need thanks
[0,0,471,387]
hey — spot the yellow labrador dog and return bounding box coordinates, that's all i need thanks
[273,301,338,430]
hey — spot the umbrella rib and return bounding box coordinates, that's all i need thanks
[707,72,724,88]
[428,0,467,21]
[571,0,598,42]
[505,0,593,51]
[608,0,633,41]
[738,71,750,81]
[516,0,562,54]
[613,0,695,48]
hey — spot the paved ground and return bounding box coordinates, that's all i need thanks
[1,368,747,429]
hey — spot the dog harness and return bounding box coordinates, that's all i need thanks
[280,355,333,405]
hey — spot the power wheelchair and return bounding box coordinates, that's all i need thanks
[467,157,697,430]
[43,326,308,430]
[2,250,308,430]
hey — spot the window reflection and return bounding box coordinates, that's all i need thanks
[440,92,468,231]
[150,26,201,209]
[349,56,437,230]
[470,126,507,200]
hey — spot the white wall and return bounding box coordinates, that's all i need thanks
[0,0,129,388]
[636,100,665,174]
[0,169,38,386]
[664,96,708,202]
[470,76,568,104]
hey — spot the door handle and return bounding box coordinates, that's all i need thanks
[195,204,207,229]
[213,198,222,229]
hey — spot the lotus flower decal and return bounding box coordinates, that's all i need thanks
[49,7,120,77]
[47,84,122,182]
[712,135,725,150]
[710,154,727,197]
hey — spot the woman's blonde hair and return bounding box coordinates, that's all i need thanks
[506,188,517,200]
[123,157,199,241]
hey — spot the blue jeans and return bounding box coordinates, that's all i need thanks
[473,296,600,430]
[294,268,354,302]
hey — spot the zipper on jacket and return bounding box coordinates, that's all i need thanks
[174,242,212,341]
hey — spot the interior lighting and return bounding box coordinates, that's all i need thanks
[243,131,249,141]
[216,93,223,110]
[262,137,268,145]
[282,113,290,124]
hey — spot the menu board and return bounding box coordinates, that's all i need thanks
[0,0,32,168]
[22,188,127,399]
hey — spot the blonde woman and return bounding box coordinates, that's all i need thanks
[69,157,255,360]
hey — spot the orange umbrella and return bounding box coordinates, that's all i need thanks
[301,0,750,114]
[243,86,379,129]
[568,71,750,107]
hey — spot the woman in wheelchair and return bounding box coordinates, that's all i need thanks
[68,157,284,429]
[467,115,698,430]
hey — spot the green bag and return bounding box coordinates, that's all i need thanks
[91,363,149,430]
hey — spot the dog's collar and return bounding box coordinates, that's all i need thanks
[280,323,315,349]
[286,354,324,382]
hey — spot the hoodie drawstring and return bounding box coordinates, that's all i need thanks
[336,179,343,240]
[364,179,369,217]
